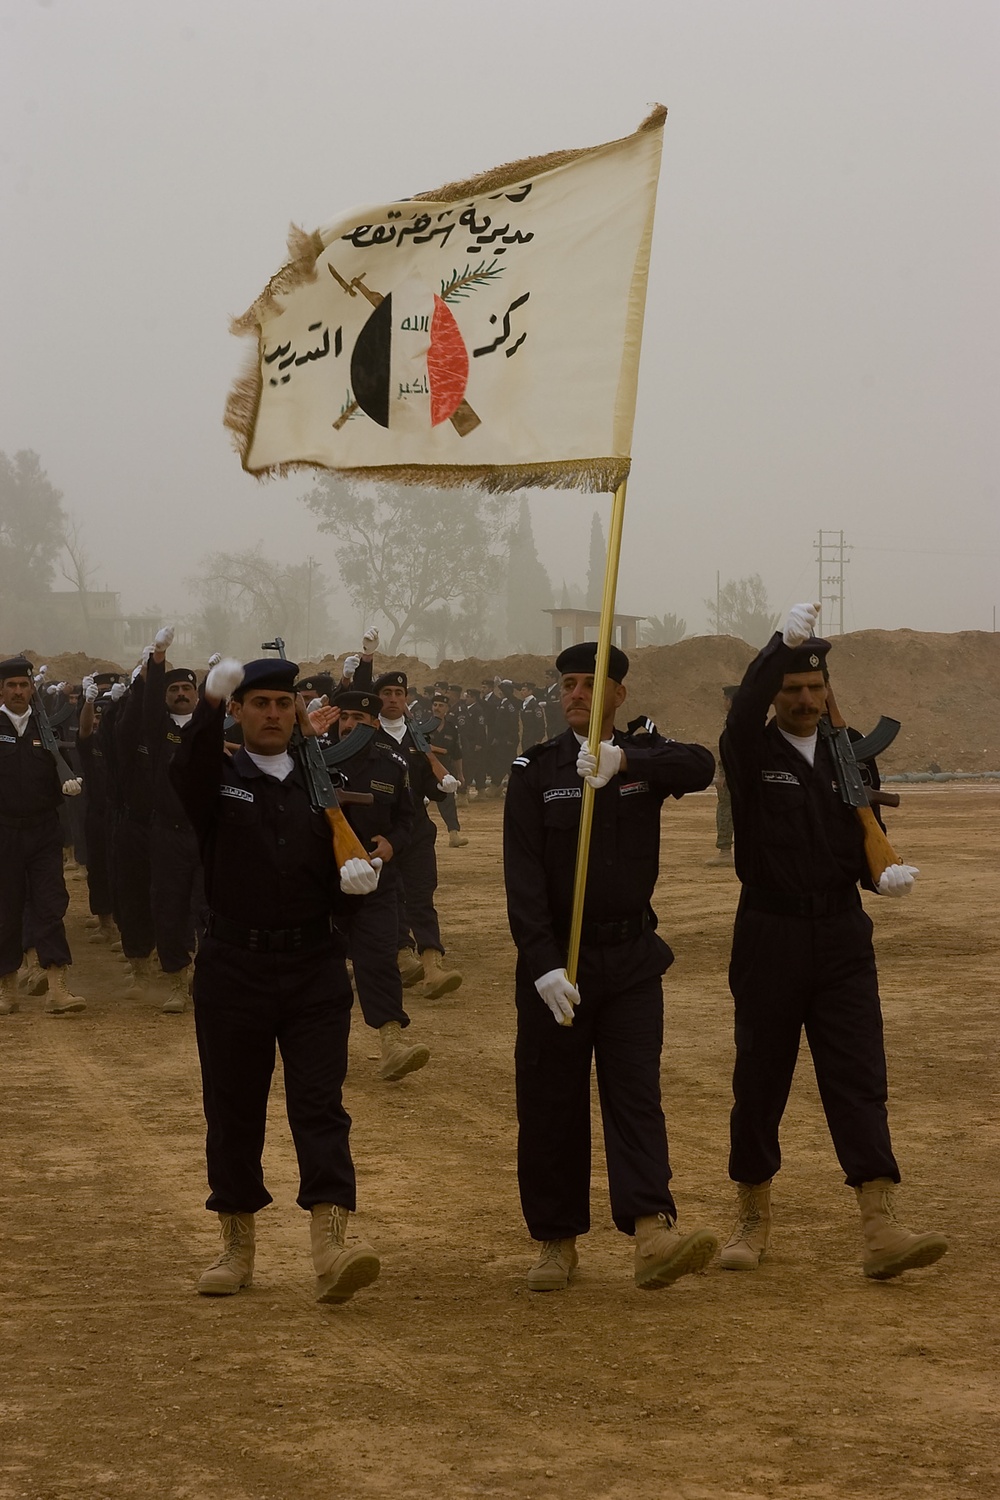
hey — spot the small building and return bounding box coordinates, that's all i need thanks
[543,608,644,654]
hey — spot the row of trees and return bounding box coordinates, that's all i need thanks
[1,449,782,660]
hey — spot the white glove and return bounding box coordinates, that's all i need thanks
[307,697,324,714]
[343,653,361,677]
[84,682,99,703]
[362,627,379,652]
[207,652,222,668]
[438,773,460,794]
[340,855,382,895]
[36,665,48,681]
[154,625,175,651]
[45,683,59,696]
[61,778,83,796]
[782,601,821,648]
[576,741,624,789]
[878,863,919,898]
[109,682,126,701]
[534,968,581,1026]
[57,681,68,693]
[131,663,143,683]
[82,675,95,692]
[205,657,244,704]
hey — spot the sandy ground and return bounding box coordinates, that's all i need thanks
[1,787,997,1500]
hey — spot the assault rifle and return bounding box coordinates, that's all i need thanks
[31,678,77,785]
[260,638,373,869]
[819,685,904,883]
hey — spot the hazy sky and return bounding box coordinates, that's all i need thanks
[2,0,997,642]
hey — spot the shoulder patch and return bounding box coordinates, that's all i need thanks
[626,715,658,739]
[762,770,800,786]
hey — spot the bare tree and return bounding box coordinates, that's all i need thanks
[705,574,779,646]
[187,546,334,660]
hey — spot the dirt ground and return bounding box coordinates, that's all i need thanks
[1,788,997,1500]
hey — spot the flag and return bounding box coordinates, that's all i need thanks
[226,106,665,494]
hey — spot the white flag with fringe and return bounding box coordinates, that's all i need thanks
[226,107,665,495]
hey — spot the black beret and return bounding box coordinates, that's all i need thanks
[466,687,481,698]
[431,691,449,703]
[0,656,34,681]
[163,668,197,689]
[374,670,408,692]
[555,642,630,682]
[448,684,461,693]
[232,658,300,700]
[783,638,832,673]
[331,689,380,715]
[295,672,335,698]
[94,671,123,687]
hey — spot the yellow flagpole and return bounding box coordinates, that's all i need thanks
[564,477,629,990]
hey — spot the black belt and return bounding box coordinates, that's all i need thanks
[743,886,859,918]
[205,912,333,953]
[559,911,649,949]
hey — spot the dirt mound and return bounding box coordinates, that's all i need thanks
[9,630,999,770]
[4,648,128,683]
[443,631,1000,772]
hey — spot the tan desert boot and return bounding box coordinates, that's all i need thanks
[123,956,153,998]
[418,948,462,999]
[719,1181,772,1270]
[854,1179,949,1280]
[198,1212,256,1295]
[526,1238,578,1292]
[161,967,190,1014]
[44,967,86,1015]
[396,948,424,988]
[377,1020,430,1081]
[19,950,47,995]
[88,914,119,944]
[447,829,468,847]
[310,1204,380,1304]
[0,972,20,1016]
[634,1213,719,1290]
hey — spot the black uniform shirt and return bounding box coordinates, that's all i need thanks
[454,700,488,752]
[0,708,62,826]
[332,732,413,858]
[720,632,879,896]
[504,723,715,980]
[492,695,520,749]
[422,714,462,767]
[519,696,547,748]
[170,697,340,930]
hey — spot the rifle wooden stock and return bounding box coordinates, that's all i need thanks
[324,803,372,869]
[825,683,903,882]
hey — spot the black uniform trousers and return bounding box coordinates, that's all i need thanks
[395,811,443,954]
[338,867,410,1030]
[83,805,113,916]
[193,934,356,1214]
[434,792,461,832]
[114,816,155,959]
[150,816,206,973]
[0,816,71,974]
[514,934,676,1241]
[728,899,899,1187]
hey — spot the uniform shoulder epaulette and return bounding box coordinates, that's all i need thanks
[372,738,407,769]
[511,740,555,771]
[625,715,658,740]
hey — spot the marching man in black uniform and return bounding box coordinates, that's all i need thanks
[170,655,383,1303]
[0,657,86,1015]
[375,670,463,999]
[143,625,206,1014]
[503,642,719,1292]
[323,687,430,1082]
[718,601,947,1280]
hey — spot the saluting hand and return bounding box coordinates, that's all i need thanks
[782,601,821,647]
[308,702,340,736]
[535,968,581,1026]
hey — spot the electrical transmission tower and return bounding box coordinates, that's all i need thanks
[815,530,850,635]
